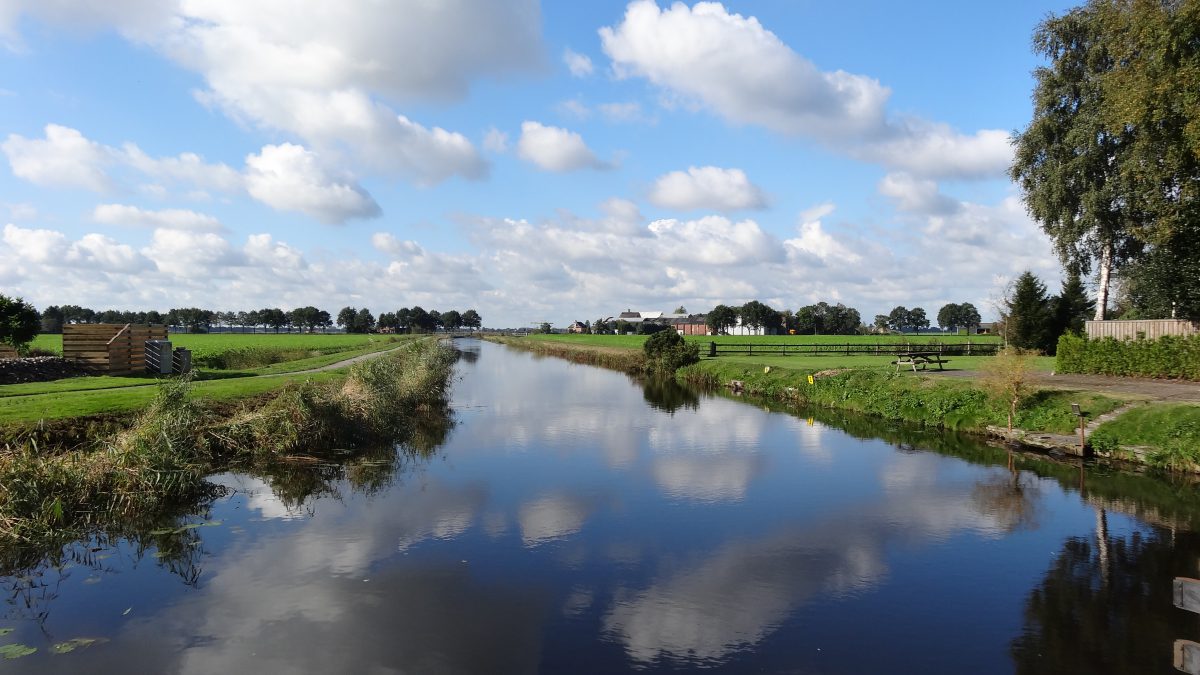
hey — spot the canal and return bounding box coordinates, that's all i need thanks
[2,339,1198,673]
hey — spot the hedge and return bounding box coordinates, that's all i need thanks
[1056,333,1200,380]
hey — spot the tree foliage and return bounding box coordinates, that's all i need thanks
[0,295,39,353]
[706,305,737,335]
[643,329,699,373]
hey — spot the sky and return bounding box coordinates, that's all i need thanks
[0,0,1079,328]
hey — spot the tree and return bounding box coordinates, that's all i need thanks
[1050,269,1095,338]
[873,314,890,333]
[40,305,64,334]
[643,329,699,373]
[593,317,609,334]
[706,305,737,335]
[408,306,431,332]
[958,303,982,332]
[1011,3,1143,319]
[937,303,961,332]
[261,308,287,333]
[908,307,930,331]
[887,306,911,333]
[461,309,482,331]
[739,300,779,333]
[395,307,412,333]
[674,305,687,314]
[441,310,462,332]
[0,295,40,353]
[353,308,375,333]
[538,322,552,334]
[377,312,397,332]
[1005,271,1053,352]
[981,347,1038,433]
[337,306,357,331]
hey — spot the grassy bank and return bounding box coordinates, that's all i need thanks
[0,339,457,550]
[485,335,647,372]
[494,334,1200,470]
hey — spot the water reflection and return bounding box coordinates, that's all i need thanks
[5,340,1200,673]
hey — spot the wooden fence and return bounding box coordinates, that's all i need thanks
[63,323,168,375]
[0,344,15,359]
[1085,319,1198,340]
[707,341,999,357]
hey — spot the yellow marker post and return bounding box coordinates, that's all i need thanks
[806,375,815,385]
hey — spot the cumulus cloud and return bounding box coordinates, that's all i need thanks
[877,172,960,216]
[2,124,114,191]
[649,166,767,211]
[516,121,609,172]
[599,0,1010,179]
[563,48,594,77]
[245,143,381,224]
[120,145,243,193]
[482,127,509,153]
[93,204,226,232]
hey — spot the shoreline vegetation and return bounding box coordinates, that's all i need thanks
[0,339,457,560]
[487,334,1200,473]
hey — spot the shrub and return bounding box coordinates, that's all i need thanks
[643,330,699,373]
[1056,333,1200,380]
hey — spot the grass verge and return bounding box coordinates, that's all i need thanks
[0,339,456,551]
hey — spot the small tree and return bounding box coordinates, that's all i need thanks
[538,322,553,334]
[1006,271,1053,352]
[461,309,482,331]
[0,295,40,354]
[337,306,357,331]
[643,329,699,373]
[980,347,1037,433]
[706,305,737,335]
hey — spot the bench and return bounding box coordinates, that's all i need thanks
[892,352,950,372]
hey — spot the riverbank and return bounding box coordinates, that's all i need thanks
[491,335,1200,471]
[0,339,457,553]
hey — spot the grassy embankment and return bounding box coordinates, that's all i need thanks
[2,333,410,425]
[0,339,456,551]
[505,334,1200,467]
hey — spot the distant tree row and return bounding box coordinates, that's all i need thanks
[703,301,863,335]
[37,304,481,335]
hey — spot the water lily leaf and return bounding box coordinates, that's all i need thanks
[0,643,36,659]
[50,637,106,654]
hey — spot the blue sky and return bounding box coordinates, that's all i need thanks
[0,1,1077,327]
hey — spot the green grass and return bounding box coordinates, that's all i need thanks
[29,331,395,358]
[0,370,349,423]
[1090,404,1200,455]
[527,332,1002,349]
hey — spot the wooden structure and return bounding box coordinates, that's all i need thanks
[63,323,167,374]
[892,352,950,372]
[1085,319,1198,340]
[0,344,15,359]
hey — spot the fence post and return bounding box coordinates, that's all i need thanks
[709,341,716,357]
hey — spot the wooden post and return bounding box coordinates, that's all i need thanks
[1176,641,1200,675]
[1174,578,1200,614]
[708,341,716,357]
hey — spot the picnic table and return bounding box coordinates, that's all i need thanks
[892,351,950,372]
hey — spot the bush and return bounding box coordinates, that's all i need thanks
[643,330,699,373]
[1056,333,1200,380]
[0,295,39,355]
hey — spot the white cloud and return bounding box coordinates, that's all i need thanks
[93,204,226,232]
[563,48,593,77]
[120,144,243,193]
[556,97,591,120]
[142,229,243,277]
[516,121,608,172]
[2,124,114,191]
[598,101,645,123]
[600,1,888,138]
[599,0,1011,179]
[877,172,960,215]
[648,166,767,212]
[2,223,68,263]
[245,143,381,224]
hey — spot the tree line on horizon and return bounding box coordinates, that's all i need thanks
[34,304,481,334]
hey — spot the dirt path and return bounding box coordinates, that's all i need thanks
[937,369,1200,402]
[259,345,404,377]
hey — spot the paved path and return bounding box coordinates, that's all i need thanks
[937,369,1200,403]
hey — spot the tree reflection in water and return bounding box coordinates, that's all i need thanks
[641,376,699,415]
[1011,524,1200,674]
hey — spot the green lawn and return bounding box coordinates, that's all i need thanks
[527,332,1001,349]
[30,331,396,358]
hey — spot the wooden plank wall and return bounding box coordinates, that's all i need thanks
[0,344,15,359]
[1085,319,1199,340]
[63,323,167,374]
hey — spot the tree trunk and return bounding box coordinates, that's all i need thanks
[1094,240,1112,320]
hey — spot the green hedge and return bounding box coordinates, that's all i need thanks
[1056,333,1200,380]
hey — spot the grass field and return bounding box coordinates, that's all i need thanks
[30,331,393,358]
[527,332,1002,349]
[521,333,1033,373]
[2,333,419,423]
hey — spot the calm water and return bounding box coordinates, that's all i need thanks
[3,339,1200,673]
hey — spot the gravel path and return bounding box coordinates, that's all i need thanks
[936,369,1200,402]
